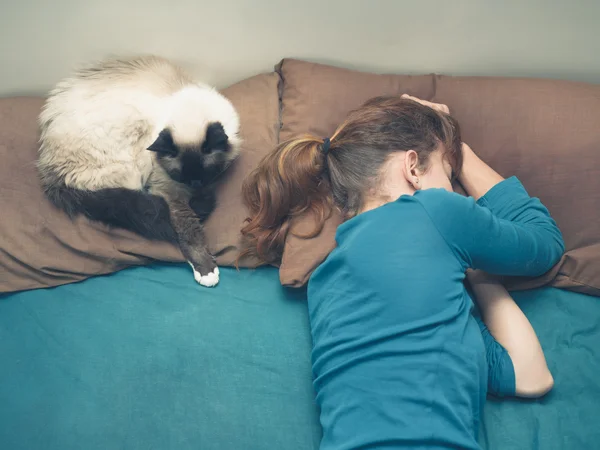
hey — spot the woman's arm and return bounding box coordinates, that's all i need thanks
[418,176,564,277]
[467,270,554,398]
[458,143,505,200]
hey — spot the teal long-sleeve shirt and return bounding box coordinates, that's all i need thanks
[307,177,564,450]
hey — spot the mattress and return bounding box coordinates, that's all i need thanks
[0,264,598,449]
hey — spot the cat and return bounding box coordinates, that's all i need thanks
[37,55,241,287]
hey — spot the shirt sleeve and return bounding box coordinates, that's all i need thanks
[474,315,516,397]
[416,177,565,276]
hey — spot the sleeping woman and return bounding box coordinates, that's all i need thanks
[240,94,564,449]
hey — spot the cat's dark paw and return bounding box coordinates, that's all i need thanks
[189,190,217,222]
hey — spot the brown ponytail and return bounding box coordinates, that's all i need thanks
[240,136,333,265]
[240,95,463,266]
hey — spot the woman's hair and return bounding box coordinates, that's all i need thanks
[240,95,463,265]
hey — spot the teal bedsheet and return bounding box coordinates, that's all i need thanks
[1,264,598,449]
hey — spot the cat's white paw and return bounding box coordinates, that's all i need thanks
[192,266,220,287]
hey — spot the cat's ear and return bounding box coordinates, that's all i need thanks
[202,122,229,154]
[148,129,177,156]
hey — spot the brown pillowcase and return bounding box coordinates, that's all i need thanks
[276,59,600,297]
[0,72,280,293]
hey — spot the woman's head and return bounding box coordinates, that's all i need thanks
[241,95,463,264]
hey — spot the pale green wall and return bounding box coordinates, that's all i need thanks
[1,0,598,96]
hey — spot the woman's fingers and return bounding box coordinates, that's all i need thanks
[401,94,449,114]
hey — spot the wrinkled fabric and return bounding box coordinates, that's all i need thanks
[0,265,599,449]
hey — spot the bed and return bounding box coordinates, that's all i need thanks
[1,264,599,449]
[1,58,600,449]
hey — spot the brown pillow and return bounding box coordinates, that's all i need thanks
[0,72,280,293]
[276,59,600,297]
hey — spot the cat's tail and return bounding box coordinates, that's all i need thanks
[44,183,178,243]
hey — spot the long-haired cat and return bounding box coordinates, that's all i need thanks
[37,55,241,287]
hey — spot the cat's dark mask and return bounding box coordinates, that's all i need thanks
[147,122,230,157]
[148,122,234,188]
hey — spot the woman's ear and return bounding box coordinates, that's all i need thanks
[403,150,422,190]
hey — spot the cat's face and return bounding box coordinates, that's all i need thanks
[148,122,239,188]
[147,86,241,188]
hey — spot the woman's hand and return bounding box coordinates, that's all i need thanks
[467,270,554,398]
[401,94,449,114]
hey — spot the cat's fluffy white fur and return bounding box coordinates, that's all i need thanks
[38,55,240,192]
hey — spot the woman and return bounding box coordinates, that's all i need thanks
[241,95,564,449]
